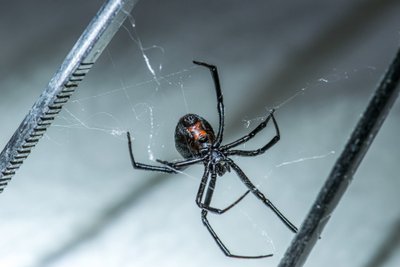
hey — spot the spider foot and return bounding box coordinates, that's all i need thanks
[192,60,216,70]
[201,209,274,259]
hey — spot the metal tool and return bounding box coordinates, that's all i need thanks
[278,47,400,267]
[0,0,138,193]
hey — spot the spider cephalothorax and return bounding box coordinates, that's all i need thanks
[127,60,297,259]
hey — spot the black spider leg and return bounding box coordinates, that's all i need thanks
[193,60,224,147]
[196,163,251,214]
[223,110,280,157]
[156,157,205,170]
[227,158,298,233]
[198,164,273,259]
[221,109,276,152]
[127,132,200,173]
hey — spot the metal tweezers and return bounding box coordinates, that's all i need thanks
[0,0,138,192]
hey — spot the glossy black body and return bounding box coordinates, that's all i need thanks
[175,114,215,159]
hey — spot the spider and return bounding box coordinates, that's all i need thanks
[127,60,298,259]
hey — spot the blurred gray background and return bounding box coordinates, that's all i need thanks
[0,0,399,266]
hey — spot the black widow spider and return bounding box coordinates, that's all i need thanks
[127,60,298,259]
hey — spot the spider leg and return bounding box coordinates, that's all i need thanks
[221,109,276,151]
[201,210,273,259]
[203,190,251,214]
[127,132,176,173]
[227,158,298,233]
[196,165,211,207]
[193,60,224,147]
[197,165,272,258]
[196,165,251,214]
[225,111,280,157]
[156,157,205,170]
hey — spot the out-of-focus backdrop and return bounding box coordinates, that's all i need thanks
[0,0,399,266]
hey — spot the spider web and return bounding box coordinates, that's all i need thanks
[38,9,381,267]
[2,0,399,265]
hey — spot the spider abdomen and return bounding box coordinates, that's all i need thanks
[175,114,215,158]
